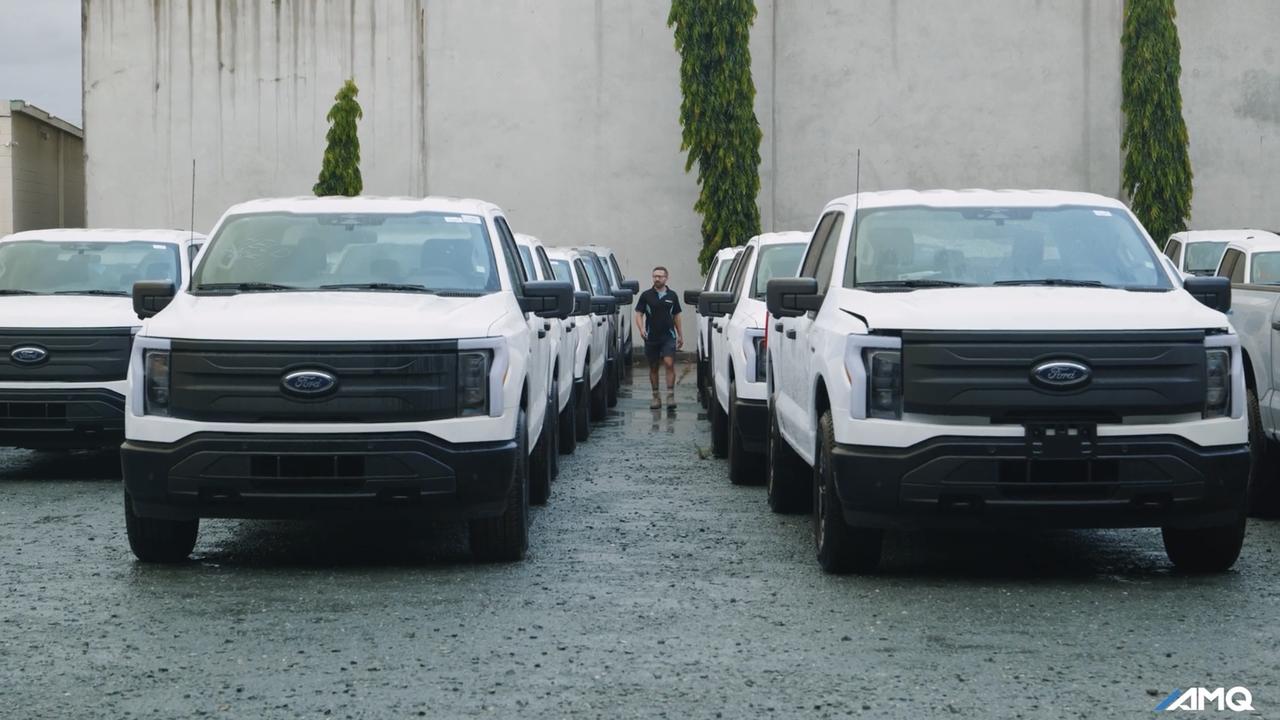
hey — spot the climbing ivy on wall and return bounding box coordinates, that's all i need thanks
[1121,0,1193,247]
[314,78,364,197]
[669,0,763,272]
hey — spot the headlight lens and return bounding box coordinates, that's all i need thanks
[458,350,492,417]
[747,333,766,384]
[144,350,171,416]
[1205,348,1230,419]
[864,348,902,420]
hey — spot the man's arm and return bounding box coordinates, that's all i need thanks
[674,310,684,349]
[634,296,648,341]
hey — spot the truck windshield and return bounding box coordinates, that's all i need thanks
[193,212,499,294]
[0,240,180,296]
[752,243,806,299]
[1251,252,1280,284]
[843,205,1172,291]
[1185,242,1228,274]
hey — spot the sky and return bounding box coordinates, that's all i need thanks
[0,0,82,125]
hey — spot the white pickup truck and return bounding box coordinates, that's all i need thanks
[1212,230,1280,515]
[121,197,573,563]
[0,228,203,450]
[685,246,742,410]
[767,189,1249,574]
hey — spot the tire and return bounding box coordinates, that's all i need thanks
[814,410,883,574]
[728,383,762,485]
[529,408,552,506]
[558,385,578,455]
[470,410,530,562]
[696,357,708,409]
[1247,387,1280,517]
[574,380,591,442]
[710,389,729,459]
[547,385,560,480]
[125,493,198,563]
[767,397,811,513]
[1162,518,1246,573]
[606,357,619,408]
[590,374,608,421]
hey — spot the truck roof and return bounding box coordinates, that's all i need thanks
[752,231,810,247]
[0,228,203,244]
[1175,229,1280,247]
[220,195,503,218]
[826,189,1129,211]
[1220,230,1280,252]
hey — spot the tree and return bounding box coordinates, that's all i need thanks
[313,78,364,197]
[669,0,762,271]
[1121,0,1193,247]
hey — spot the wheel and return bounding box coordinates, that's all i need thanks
[470,410,530,562]
[728,383,762,485]
[558,385,578,455]
[606,357,619,408]
[1162,518,1246,573]
[574,380,591,442]
[767,397,811,513]
[709,389,729,459]
[590,374,608,421]
[529,409,552,507]
[1247,387,1280,517]
[814,410,883,574]
[125,493,198,563]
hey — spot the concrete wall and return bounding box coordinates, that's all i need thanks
[84,0,1280,291]
[0,115,12,236]
[0,103,85,235]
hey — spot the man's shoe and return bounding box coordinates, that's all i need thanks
[666,390,676,409]
[650,392,662,410]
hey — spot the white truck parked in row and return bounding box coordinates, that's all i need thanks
[546,247,616,440]
[0,229,204,450]
[122,197,574,563]
[766,190,1249,574]
[685,246,742,410]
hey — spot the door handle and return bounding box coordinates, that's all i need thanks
[568,322,576,330]
[1272,321,1280,331]
[774,323,783,332]
[537,330,546,339]
[785,330,797,339]
[544,322,551,331]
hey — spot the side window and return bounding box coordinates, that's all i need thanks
[573,259,592,294]
[534,247,555,283]
[813,213,845,293]
[728,246,756,297]
[1217,249,1241,280]
[800,213,838,278]
[187,244,203,272]
[1230,252,1247,285]
[1164,238,1180,261]
[492,217,525,293]
[517,245,536,281]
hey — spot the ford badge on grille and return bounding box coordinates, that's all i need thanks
[1030,360,1091,389]
[10,346,49,365]
[282,369,338,395]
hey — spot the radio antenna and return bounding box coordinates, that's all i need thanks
[850,148,861,285]
[189,159,197,241]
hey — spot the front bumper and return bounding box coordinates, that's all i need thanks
[0,388,125,449]
[122,432,518,521]
[732,397,768,454]
[831,434,1249,530]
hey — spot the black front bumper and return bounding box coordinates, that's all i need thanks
[831,434,1249,530]
[122,432,518,521]
[0,388,125,450]
[732,397,768,454]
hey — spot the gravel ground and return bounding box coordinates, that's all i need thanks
[1,363,1278,719]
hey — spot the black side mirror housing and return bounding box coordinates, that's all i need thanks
[684,289,702,306]
[591,295,619,315]
[612,289,634,306]
[1184,275,1231,313]
[698,291,736,318]
[767,277,822,318]
[572,291,592,317]
[621,279,640,294]
[133,281,176,320]
[519,280,575,319]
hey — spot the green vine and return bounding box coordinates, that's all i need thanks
[313,78,364,197]
[1121,0,1193,247]
[669,0,763,271]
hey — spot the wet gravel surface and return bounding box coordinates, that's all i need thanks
[1,363,1278,718]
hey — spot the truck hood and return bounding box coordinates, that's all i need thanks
[0,295,138,329]
[833,286,1231,332]
[142,291,513,341]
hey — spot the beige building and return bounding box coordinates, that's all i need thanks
[0,101,85,236]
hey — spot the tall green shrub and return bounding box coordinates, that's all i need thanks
[669,0,762,271]
[313,78,364,197]
[1121,0,1193,246]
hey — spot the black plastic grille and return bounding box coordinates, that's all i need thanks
[0,327,133,382]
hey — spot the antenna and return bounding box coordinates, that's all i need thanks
[189,159,197,242]
[850,148,861,284]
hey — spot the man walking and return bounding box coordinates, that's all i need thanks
[634,266,683,410]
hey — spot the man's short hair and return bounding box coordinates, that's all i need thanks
[652,266,668,275]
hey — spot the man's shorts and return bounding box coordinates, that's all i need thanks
[644,336,678,364]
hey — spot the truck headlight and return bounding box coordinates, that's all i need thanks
[1205,348,1230,419]
[864,348,902,420]
[144,350,171,417]
[745,332,766,384]
[458,350,492,417]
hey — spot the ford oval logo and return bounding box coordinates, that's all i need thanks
[282,369,337,396]
[1031,360,1091,390]
[10,346,49,365]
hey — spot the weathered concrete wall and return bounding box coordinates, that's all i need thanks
[0,115,12,236]
[1177,0,1280,234]
[1,103,85,234]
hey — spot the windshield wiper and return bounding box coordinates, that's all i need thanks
[0,289,41,295]
[856,279,975,289]
[993,278,1113,288]
[196,282,297,292]
[53,289,129,296]
[318,283,437,293]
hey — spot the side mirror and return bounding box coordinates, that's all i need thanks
[591,295,619,315]
[133,281,176,319]
[684,289,702,306]
[573,291,592,317]
[621,279,640,294]
[698,291,736,318]
[519,280,575,319]
[612,289,634,306]
[767,277,822,318]
[1184,276,1231,313]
